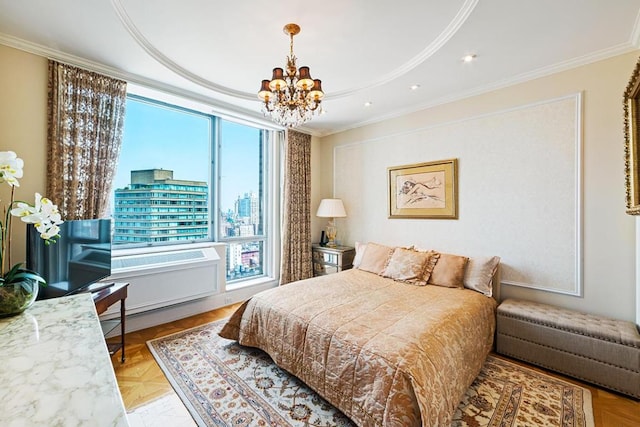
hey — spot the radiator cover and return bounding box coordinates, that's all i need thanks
[103,246,221,317]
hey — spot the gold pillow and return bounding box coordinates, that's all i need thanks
[356,242,394,275]
[428,253,469,288]
[381,247,434,285]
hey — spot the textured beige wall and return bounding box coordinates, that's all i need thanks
[310,134,338,243]
[0,44,48,267]
[319,51,639,322]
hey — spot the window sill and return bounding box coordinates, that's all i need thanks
[111,241,226,258]
[226,276,278,291]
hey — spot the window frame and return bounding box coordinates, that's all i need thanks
[112,91,282,286]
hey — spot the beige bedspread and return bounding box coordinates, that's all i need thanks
[219,268,497,427]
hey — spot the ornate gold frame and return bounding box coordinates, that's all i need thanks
[388,158,458,219]
[624,56,640,215]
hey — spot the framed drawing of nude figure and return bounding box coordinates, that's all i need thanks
[388,158,458,219]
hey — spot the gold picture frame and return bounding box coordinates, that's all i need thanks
[388,158,458,219]
[624,56,640,215]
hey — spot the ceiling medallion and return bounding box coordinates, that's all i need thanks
[258,23,324,128]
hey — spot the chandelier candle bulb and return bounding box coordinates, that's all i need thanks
[269,68,286,91]
[258,23,324,128]
[258,80,272,101]
[296,66,314,90]
[309,79,324,101]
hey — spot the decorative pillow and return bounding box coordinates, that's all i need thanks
[356,242,394,275]
[352,241,367,268]
[428,253,469,288]
[381,247,435,285]
[463,256,500,297]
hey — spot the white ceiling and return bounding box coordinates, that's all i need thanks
[1,0,639,136]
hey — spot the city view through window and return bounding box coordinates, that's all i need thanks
[111,96,269,282]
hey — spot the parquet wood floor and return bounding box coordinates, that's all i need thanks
[109,304,640,426]
[108,303,240,410]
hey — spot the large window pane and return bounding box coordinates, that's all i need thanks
[111,95,274,285]
[225,241,264,280]
[112,97,211,244]
[219,120,265,281]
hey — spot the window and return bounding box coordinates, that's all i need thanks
[112,95,278,283]
[218,120,266,281]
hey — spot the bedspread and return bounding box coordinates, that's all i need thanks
[219,268,496,427]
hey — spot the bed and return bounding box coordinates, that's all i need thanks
[219,244,499,427]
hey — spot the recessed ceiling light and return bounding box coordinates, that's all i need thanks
[462,54,477,63]
[364,101,373,107]
[410,84,420,90]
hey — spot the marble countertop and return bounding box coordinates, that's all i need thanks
[0,293,129,426]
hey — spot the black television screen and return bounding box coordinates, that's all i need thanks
[27,218,112,300]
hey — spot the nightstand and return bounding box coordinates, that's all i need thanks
[312,244,355,276]
[89,282,128,363]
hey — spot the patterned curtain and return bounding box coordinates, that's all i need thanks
[47,60,127,220]
[280,129,313,285]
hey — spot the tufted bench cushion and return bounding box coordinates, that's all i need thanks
[496,298,640,398]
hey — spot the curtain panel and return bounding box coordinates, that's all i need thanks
[47,60,127,220]
[280,129,313,285]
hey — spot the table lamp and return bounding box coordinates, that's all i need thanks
[316,198,347,247]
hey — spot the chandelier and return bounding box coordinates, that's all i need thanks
[258,23,324,128]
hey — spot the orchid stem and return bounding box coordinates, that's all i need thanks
[7,185,14,273]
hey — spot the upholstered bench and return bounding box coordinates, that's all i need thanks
[496,298,640,398]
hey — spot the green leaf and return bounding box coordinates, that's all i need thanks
[1,263,47,286]
[12,271,46,284]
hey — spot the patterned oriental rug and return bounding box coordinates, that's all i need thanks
[147,320,594,427]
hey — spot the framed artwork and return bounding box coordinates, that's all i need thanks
[388,158,458,219]
[624,55,640,215]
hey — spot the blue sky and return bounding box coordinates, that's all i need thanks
[113,97,261,212]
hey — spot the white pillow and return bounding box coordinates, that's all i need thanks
[463,256,500,297]
[352,241,367,268]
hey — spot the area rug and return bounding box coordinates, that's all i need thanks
[147,320,594,427]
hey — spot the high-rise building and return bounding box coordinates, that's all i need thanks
[234,192,259,230]
[113,169,208,243]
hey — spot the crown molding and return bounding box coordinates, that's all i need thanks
[0,32,132,80]
[0,32,296,133]
[321,41,638,137]
[631,7,640,48]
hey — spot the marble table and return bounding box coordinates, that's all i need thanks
[0,293,129,426]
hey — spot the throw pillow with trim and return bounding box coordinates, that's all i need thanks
[381,247,434,285]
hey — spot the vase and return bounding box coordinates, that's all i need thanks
[0,278,39,317]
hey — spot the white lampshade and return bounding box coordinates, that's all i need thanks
[316,199,347,218]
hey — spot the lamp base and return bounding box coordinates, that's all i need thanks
[325,222,337,247]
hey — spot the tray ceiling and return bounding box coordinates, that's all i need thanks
[0,0,639,135]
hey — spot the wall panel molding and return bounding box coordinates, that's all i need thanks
[334,93,583,295]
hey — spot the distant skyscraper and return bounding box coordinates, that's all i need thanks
[234,192,259,232]
[222,191,262,279]
[113,169,208,243]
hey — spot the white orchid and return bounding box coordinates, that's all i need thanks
[0,151,24,187]
[11,193,64,242]
[9,201,39,222]
[0,151,64,281]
